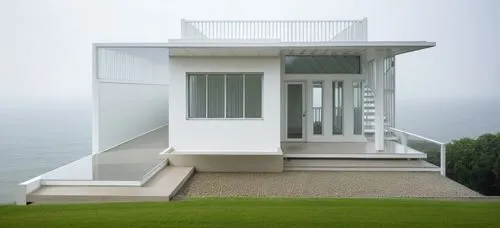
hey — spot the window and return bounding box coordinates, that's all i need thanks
[188,73,263,119]
[285,55,361,74]
[312,81,323,135]
[332,81,343,135]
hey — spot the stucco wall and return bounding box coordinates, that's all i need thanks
[98,82,169,151]
[169,56,281,152]
[94,47,169,152]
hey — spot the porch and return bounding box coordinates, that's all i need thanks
[282,141,427,159]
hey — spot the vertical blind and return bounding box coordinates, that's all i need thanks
[188,73,263,119]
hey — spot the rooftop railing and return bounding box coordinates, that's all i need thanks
[181,19,368,42]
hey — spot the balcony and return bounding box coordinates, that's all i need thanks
[181,19,368,42]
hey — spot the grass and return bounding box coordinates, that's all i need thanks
[0,198,499,227]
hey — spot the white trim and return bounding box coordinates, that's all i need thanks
[170,150,283,155]
[374,55,385,151]
[159,147,173,159]
[283,153,427,159]
[284,81,306,142]
[19,176,42,194]
[92,44,99,154]
[40,180,142,187]
[284,167,441,172]
[140,159,168,186]
[99,123,169,153]
[94,41,436,48]
[97,80,169,86]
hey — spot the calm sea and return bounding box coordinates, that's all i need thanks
[1,98,499,203]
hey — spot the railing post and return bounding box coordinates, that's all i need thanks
[440,144,446,176]
[401,132,408,154]
[181,19,187,39]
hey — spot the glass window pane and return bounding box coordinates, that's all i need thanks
[226,74,244,118]
[285,55,360,74]
[353,81,363,135]
[244,74,262,118]
[333,81,343,135]
[287,84,303,139]
[207,74,225,118]
[313,81,323,135]
[188,74,206,118]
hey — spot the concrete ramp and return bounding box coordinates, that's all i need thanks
[27,166,194,204]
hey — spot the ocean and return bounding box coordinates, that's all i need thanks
[1,98,499,203]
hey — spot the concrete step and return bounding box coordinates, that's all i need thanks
[27,166,195,204]
[284,159,440,172]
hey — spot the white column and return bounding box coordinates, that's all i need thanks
[323,79,333,139]
[343,78,354,137]
[374,56,385,151]
[92,46,100,154]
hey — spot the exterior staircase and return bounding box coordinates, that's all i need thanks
[363,85,390,137]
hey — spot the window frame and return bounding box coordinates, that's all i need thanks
[186,72,264,120]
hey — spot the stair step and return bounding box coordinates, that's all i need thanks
[284,159,439,172]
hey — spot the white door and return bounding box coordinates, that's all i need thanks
[285,82,306,141]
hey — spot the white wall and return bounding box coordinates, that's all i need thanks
[169,57,281,152]
[94,47,169,152]
[98,82,169,151]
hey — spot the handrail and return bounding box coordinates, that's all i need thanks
[181,19,367,42]
[387,127,447,176]
[387,127,444,145]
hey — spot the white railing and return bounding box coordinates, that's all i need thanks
[387,127,447,176]
[181,18,368,42]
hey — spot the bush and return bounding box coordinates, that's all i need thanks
[409,133,500,196]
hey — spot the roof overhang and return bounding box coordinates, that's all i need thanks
[94,41,436,57]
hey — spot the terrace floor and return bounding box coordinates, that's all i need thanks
[39,126,169,186]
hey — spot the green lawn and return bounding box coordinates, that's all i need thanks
[0,198,499,227]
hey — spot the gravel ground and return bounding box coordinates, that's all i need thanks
[176,172,482,199]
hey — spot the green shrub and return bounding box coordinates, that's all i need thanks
[408,133,500,195]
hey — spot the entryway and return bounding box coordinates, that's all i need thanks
[284,75,366,143]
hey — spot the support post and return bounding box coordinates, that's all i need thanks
[440,144,446,176]
[374,55,385,151]
[401,133,408,153]
[92,44,100,154]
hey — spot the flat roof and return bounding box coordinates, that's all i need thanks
[94,40,436,57]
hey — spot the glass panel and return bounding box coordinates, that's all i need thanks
[287,84,303,139]
[285,55,361,74]
[226,74,244,118]
[312,81,323,135]
[353,81,363,135]
[207,74,225,118]
[244,74,262,118]
[332,81,343,135]
[188,74,206,118]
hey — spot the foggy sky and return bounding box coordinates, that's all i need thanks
[1,0,499,103]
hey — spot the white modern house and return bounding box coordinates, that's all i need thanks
[18,18,447,204]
